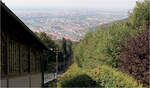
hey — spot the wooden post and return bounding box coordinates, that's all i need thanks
[41,50,45,87]
[19,44,21,75]
[6,34,9,88]
[28,48,31,88]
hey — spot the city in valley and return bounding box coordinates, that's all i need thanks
[14,8,127,41]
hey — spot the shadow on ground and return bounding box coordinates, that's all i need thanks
[61,74,102,87]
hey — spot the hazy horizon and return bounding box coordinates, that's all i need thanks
[2,0,139,11]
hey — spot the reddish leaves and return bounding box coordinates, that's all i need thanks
[119,29,150,87]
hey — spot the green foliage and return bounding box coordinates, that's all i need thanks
[35,32,56,62]
[74,0,149,69]
[61,38,73,61]
[35,32,56,48]
[58,64,83,81]
[57,0,149,87]
[57,64,99,87]
[60,74,98,87]
[128,0,150,28]
[57,64,142,87]
[89,65,142,87]
[35,32,73,72]
[55,38,73,63]
[35,32,57,72]
[57,64,84,87]
[74,21,137,69]
[62,38,67,56]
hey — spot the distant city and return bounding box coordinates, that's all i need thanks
[14,8,128,41]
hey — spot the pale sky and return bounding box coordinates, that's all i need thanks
[2,0,139,10]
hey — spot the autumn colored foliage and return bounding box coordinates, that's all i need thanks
[119,29,150,87]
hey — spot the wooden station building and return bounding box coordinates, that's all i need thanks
[1,1,49,87]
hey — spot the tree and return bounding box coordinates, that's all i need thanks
[35,32,57,72]
[128,0,150,28]
[62,38,67,67]
[35,32,56,48]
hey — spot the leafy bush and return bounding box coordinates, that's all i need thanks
[119,29,149,87]
[57,64,83,82]
[57,64,96,87]
[57,64,141,87]
[59,74,98,87]
[88,65,142,88]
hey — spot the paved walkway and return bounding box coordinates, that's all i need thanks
[1,73,42,87]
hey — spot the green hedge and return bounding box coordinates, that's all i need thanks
[57,64,142,87]
[57,64,93,87]
[88,65,142,87]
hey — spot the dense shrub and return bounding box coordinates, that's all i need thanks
[57,64,141,87]
[119,29,150,87]
[57,64,83,82]
[89,65,142,88]
[60,74,98,87]
[57,64,97,87]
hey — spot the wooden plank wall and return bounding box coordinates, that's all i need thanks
[1,32,42,78]
[1,33,7,77]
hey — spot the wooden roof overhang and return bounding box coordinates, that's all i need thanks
[1,2,49,51]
